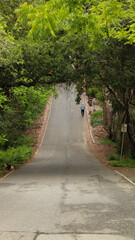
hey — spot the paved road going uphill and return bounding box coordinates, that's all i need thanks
[0,86,135,240]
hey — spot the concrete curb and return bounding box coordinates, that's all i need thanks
[0,171,14,181]
[89,130,96,144]
[83,92,97,144]
[115,170,135,186]
[35,96,53,155]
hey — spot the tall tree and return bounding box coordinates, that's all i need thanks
[1,0,135,157]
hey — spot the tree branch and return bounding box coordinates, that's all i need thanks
[107,85,125,109]
[129,89,134,104]
[7,79,55,88]
[99,72,125,109]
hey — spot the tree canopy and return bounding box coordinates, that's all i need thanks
[0,0,135,165]
[14,0,135,45]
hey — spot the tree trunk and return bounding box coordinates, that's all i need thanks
[103,99,108,126]
[127,104,135,159]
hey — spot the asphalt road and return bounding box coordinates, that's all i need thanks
[0,86,135,240]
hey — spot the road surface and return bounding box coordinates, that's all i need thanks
[0,86,135,240]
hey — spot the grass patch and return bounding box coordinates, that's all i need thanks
[100,138,118,147]
[108,153,135,168]
[91,110,103,127]
[108,153,120,161]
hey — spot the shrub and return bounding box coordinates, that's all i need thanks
[109,158,135,168]
[100,138,118,147]
[15,135,35,147]
[0,134,8,147]
[108,153,119,161]
[86,87,98,97]
[108,153,135,168]
[86,87,103,104]
[0,150,6,174]
[5,145,34,167]
[0,85,53,148]
[0,145,34,173]
[91,110,103,127]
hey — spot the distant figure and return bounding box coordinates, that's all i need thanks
[80,104,85,116]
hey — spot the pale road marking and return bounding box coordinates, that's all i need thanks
[89,130,96,144]
[0,170,14,181]
[115,170,135,186]
[37,234,133,240]
[35,96,53,155]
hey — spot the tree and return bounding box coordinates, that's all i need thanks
[0,15,54,150]
[15,0,69,39]
[0,0,34,30]
[89,38,135,156]
[1,0,135,158]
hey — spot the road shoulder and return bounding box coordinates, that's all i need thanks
[83,92,135,185]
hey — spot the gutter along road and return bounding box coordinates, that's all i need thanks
[0,86,135,240]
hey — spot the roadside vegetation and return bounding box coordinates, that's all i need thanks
[0,86,53,174]
[99,137,135,168]
[90,110,103,127]
[108,153,135,168]
[99,138,118,147]
[0,0,135,174]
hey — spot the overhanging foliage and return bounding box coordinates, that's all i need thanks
[0,0,135,166]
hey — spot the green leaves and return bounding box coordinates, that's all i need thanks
[0,145,34,172]
[14,0,135,47]
[0,135,8,148]
[89,0,135,47]
[10,85,52,125]
[0,89,8,108]
[0,18,22,66]
[15,0,69,39]
[0,0,135,162]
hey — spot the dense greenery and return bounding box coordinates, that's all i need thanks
[0,145,34,174]
[0,2,55,173]
[91,110,103,127]
[0,83,53,173]
[108,153,135,168]
[0,0,135,173]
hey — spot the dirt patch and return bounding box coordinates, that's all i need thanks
[91,125,107,143]
[88,125,135,183]
[87,124,115,167]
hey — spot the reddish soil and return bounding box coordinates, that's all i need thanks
[87,124,135,183]
[88,126,115,166]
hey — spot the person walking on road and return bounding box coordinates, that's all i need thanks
[80,104,85,116]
